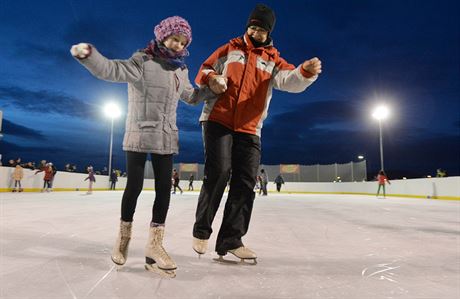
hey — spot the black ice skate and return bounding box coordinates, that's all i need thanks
[213,246,257,265]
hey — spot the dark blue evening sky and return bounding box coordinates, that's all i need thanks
[0,0,459,177]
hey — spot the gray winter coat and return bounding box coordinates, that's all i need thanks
[76,46,211,154]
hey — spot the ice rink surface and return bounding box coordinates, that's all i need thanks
[1,191,459,299]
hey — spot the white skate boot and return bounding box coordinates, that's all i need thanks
[214,246,257,265]
[145,225,177,278]
[111,220,132,266]
[192,237,208,257]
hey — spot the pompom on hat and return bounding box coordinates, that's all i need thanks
[154,16,192,47]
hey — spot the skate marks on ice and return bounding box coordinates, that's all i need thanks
[361,260,401,283]
[110,257,176,279]
[85,265,116,297]
[55,259,78,299]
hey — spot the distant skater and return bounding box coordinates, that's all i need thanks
[110,170,118,190]
[84,166,96,194]
[274,174,285,192]
[172,169,183,194]
[35,163,54,192]
[376,170,391,198]
[12,164,24,192]
[188,174,194,191]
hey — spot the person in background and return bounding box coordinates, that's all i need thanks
[84,166,96,194]
[110,170,118,190]
[12,164,24,192]
[172,169,183,194]
[260,169,268,196]
[23,162,35,170]
[376,170,391,198]
[274,173,285,192]
[35,163,54,192]
[436,168,447,177]
[188,174,194,191]
[38,160,47,170]
[49,162,57,190]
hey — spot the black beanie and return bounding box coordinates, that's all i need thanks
[246,4,276,33]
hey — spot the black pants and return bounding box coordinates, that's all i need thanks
[193,121,261,254]
[121,151,173,224]
[276,183,282,192]
[173,180,182,193]
[110,181,116,190]
[261,181,268,195]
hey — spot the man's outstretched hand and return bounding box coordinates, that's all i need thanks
[302,57,322,76]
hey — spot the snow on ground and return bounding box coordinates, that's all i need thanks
[1,191,459,299]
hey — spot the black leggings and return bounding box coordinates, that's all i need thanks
[121,151,173,224]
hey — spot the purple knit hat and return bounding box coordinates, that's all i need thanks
[154,16,192,47]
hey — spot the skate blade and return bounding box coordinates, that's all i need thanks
[228,251,258,265]
[111,257,126,268]
[144,263,176,278]
[114,264,125,271]
[213,255,257,265]
[193,248,205,257]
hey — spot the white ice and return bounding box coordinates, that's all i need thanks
[1,191,459,299]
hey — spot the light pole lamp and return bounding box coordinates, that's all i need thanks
[104,103,121,181]
[372,106,389,171]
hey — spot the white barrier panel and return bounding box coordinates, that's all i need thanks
[0,166,204,192]
[0,166,458,199]
[270,177,460,199]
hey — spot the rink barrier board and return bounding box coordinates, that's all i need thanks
[275,191,460,200]
[0,188,154,192]
[1,188,458,200]
[1,167,458,200]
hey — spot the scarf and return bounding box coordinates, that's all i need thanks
[248,35,272,48]
[144,40,188,69]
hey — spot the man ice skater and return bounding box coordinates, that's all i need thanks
[192,3,322,263]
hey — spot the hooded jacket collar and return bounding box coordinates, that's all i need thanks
[229,33,277,57]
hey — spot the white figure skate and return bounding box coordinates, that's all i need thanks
[111,220,132,268]
[214,246,257,265]
[192,237,208,258]
[145,226,177,278]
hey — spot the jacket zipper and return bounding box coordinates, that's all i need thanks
[234,51,250,130]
